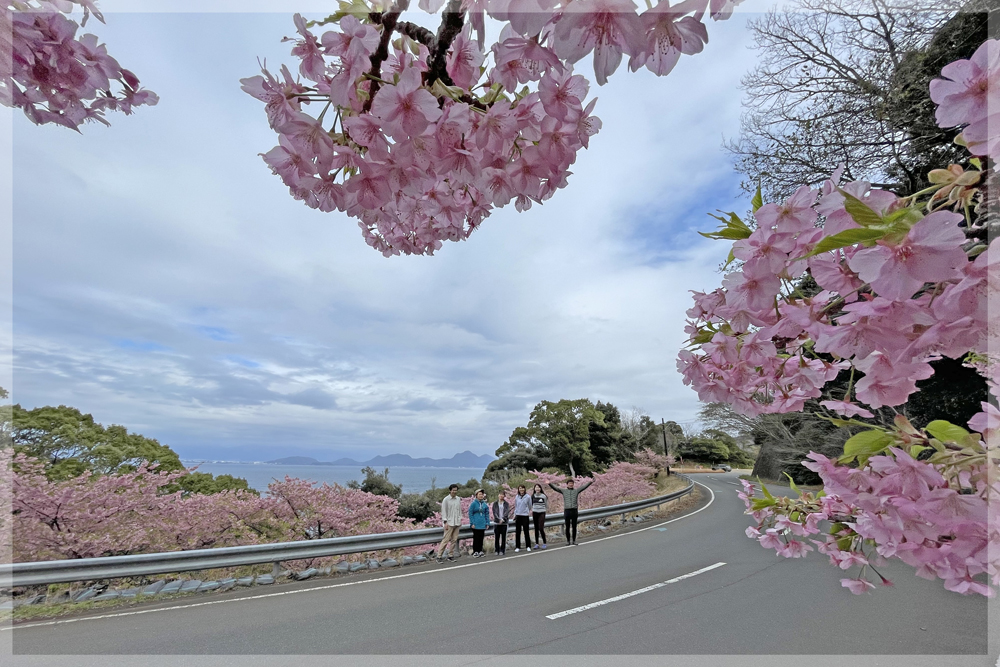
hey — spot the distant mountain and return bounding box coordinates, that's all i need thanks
[267,450,493,468]
[268,456,321,465]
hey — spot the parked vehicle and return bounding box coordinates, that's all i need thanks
[711,464,732,472]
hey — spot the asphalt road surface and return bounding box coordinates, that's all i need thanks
[5,473,995,662]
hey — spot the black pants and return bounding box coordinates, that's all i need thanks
[533,512,547,544]
[494,524,507,553]
[564,507,579,543]
[472,528,486,554]
[515,515,532,549]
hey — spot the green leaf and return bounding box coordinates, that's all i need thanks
[802,228,886,258]
[925,420,970,443]
[723,247,737,269]
[839,429,892,464]
[690,328,715,345]
[751,184,763,213]
[751,497,776,510]
[970,157,982,170]
[839,190,884,228]
[699,227,752,241]
[759,481,774,500]
[782,472,800,495]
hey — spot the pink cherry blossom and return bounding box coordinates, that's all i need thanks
[370,67,444,140]
[848,211,968,301]
[5,2,157,129]
[820,400,874,419]
[446,25,486,90]
[841,577,876,595]
[629,0,709,76]
[550,0,646,85]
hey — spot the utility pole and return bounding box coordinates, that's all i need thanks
[661,419,671,476]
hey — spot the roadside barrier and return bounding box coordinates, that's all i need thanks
[1,477,694,587]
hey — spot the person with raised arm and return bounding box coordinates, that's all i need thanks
[436,484,463,562]
[513,485,532,552]
[492,489,512,556]
[531,483,548,549]
[468,489,491,558]
[549,477,592,546]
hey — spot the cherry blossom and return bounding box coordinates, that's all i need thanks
[930,39,1000,161]
[682,39,997,597]
[247,0,740,255]
[3,1,157,129]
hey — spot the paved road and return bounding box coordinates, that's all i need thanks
[6,473,995,662]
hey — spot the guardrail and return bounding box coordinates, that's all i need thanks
[0,476,694,588]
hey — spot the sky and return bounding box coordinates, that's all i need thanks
[8,6,759,462]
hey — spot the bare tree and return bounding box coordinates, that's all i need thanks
[727,0,972,202]
[619,406,648,440]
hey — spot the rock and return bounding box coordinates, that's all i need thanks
[293,568,318,581]
[218,578,237,592]
[235,576,255,587]
[179,580,202,593]
[598,525,608,531]
[92,591,120,601]
[319,567,332,576]
[380,559,399,568]
[118,588,141,598]
[255,574,275,586]
[348,562,367,573]
[49,590,72,604]
[160,580,184,595]
[142,581,166,596]
[72,588,98,602]
[197,581,221,592]
[335,562,350,574]
[413,555,427,563]
[26,594,47,605]
[401,556,414,566]
[0,600,12,612]
[367,559,380,569]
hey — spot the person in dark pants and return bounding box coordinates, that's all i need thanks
[468,489,491,558]
[492,490,512,555]
[531,483,548,549]
[513,484,532,552]
[549,477,592,545]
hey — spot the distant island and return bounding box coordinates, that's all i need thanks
[265,450,494,469]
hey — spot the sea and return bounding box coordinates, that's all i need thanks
[183,462,487,495]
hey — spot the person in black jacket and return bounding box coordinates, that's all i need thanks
[491,491,512,556]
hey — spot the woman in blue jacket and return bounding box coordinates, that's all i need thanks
[468,489,491,558]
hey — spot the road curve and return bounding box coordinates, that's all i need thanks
[6,473,993,662]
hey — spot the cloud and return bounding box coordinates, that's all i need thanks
[10,11,755,461]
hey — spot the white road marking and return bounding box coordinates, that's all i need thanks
[545,562,727,620]
[5,481,716,632]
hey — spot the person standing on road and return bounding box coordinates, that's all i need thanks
[513,484,532,552]
[549,477,592,546]
[531,483,548,549]
[436,484,463,562]
[492,490,512,556]
[469,489,491,558]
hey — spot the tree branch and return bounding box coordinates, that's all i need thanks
[426,0,465,86]
[363,0,411,112]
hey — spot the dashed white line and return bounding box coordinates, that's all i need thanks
[545,562,727,619]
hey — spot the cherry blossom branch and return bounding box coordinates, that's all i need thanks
[395,20,435,47]
[427,0,465,86]
[363,0,411,112]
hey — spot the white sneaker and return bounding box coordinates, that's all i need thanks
[527,547,532,551]
[515,548,520,552]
